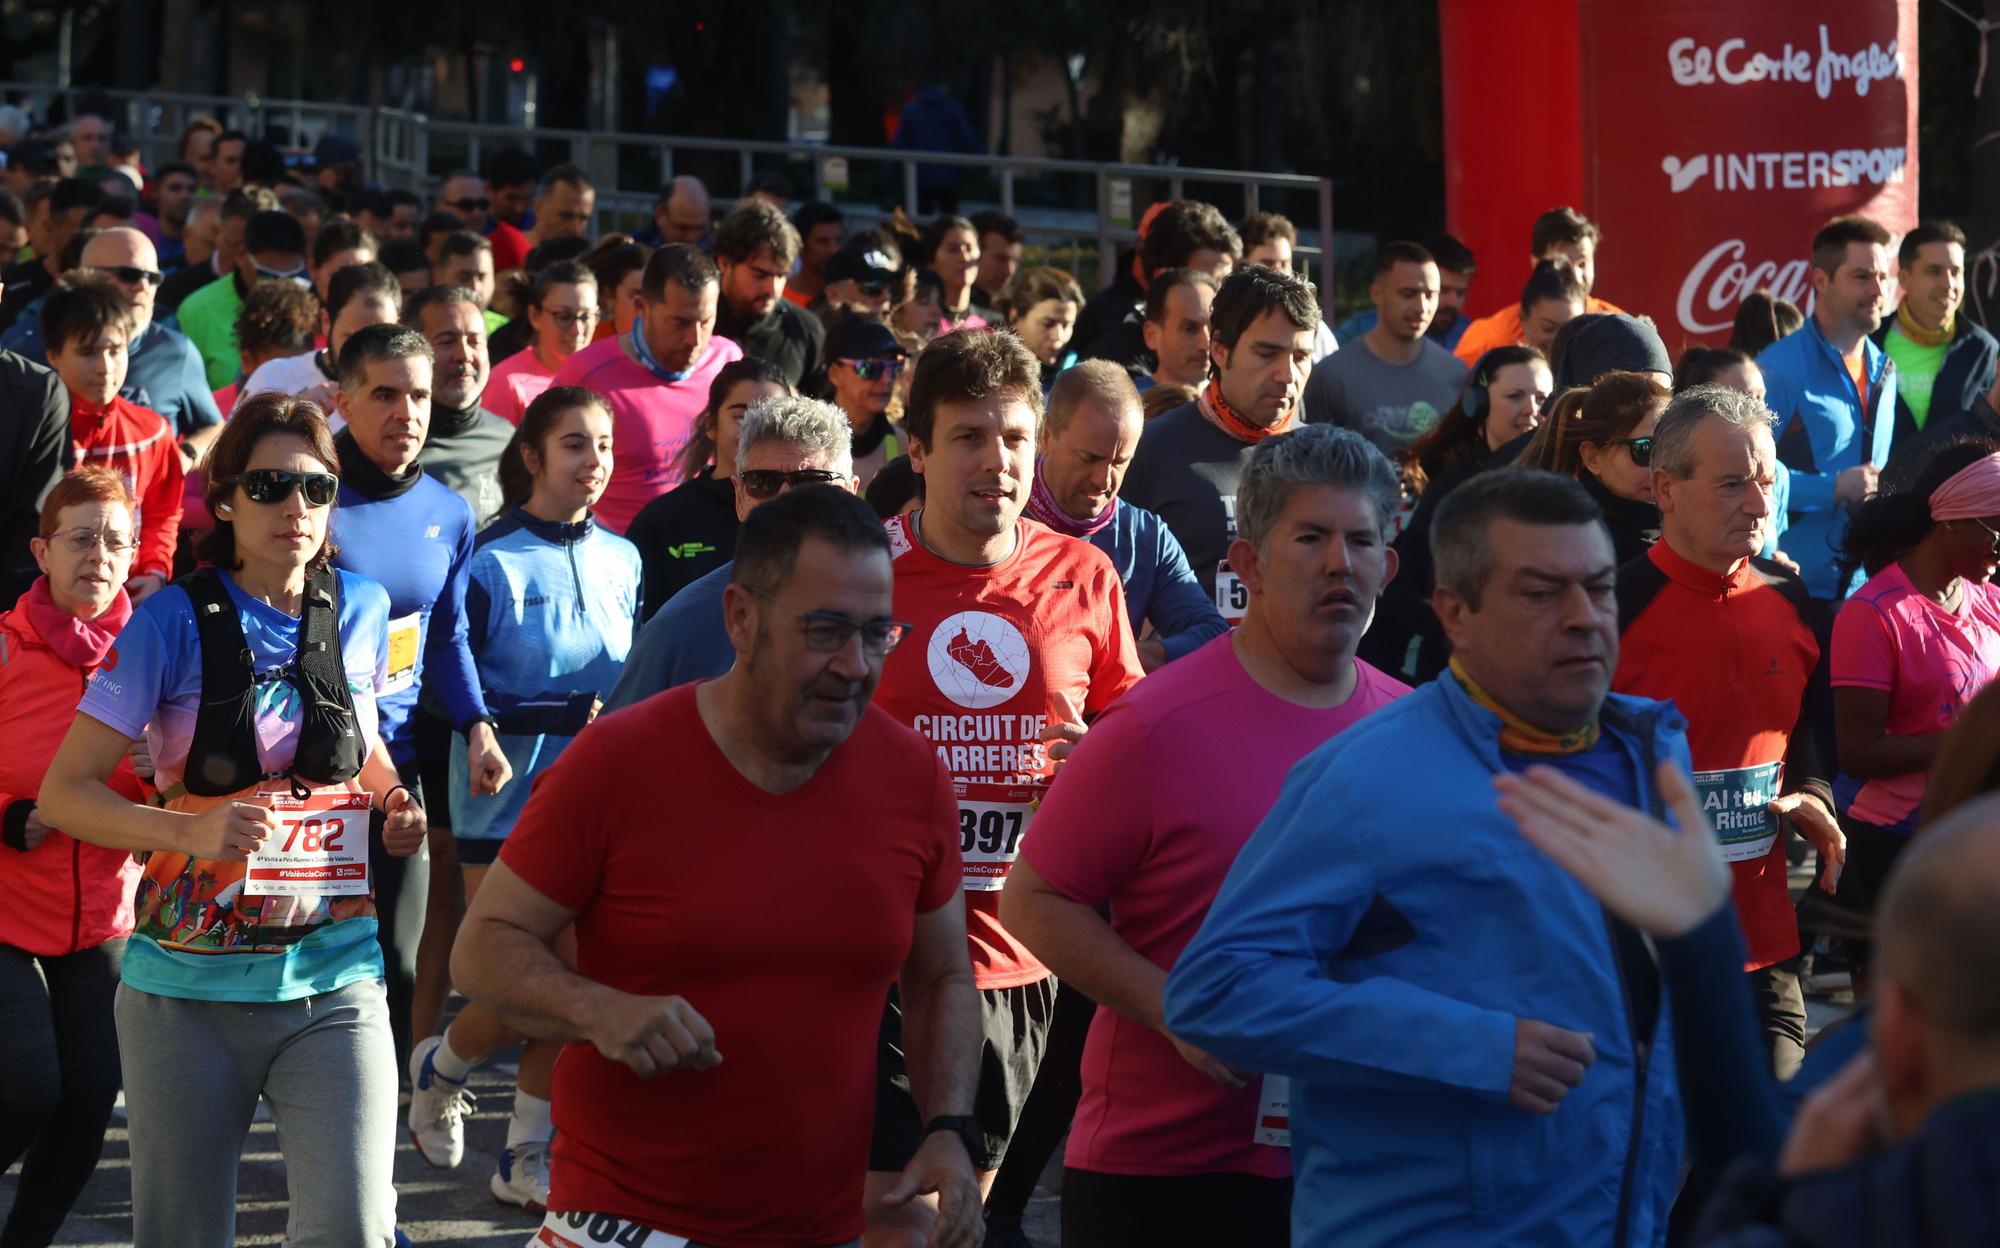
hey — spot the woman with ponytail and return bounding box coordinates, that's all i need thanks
[1518,369,1670,566]
[1828,439,2000,972]
[407,385,641,1214]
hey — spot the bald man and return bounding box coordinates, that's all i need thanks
[655,175,711,247]
[0,226,221,454]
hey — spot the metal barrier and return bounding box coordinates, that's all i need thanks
[2,81,1336,295]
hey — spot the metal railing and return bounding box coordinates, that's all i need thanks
[3,81,1336,295]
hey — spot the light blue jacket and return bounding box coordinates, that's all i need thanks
[1759,315,1898,599]
[449,509,641,841]
[1166,674,1689,1248]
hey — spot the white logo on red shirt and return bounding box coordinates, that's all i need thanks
[926,611,1030,710]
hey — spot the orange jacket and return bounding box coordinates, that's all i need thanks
[1453,294,1624,367]
[0,595,147,956]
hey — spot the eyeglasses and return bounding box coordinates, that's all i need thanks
[1606,436,1654,468]
[744,586,911,655]
[444,197,492,213]
[738,468,846,500]
[1963,515,2000,549]
[99,264,164,288]
[842,357,905,382]
[228,469,339,507]
[49,527,138,555]
[542,308,599,329]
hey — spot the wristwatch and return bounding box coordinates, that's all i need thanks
[924,1114,986,1168]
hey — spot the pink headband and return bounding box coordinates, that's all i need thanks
[1929,452,2000,522]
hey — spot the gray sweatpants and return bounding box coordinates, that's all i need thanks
[115,978,398,1248]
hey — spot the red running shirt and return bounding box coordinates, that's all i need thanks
[872,513,1145,989]
[500,684,962,1247]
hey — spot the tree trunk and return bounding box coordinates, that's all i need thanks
[1967,0,2000,329]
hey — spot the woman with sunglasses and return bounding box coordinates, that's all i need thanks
[0,468,149,1247]
[1518,369,1671,568]
[40,395,427,1246]
[627,356,794,621]
[1828,439,2000,979]
[484,261,600,426]
[821,315,910,487]
[403,385,640,1213]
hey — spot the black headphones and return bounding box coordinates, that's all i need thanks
[1461,356,1494,424]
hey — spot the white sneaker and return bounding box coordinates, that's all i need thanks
[406,1034,474,1168]
[491,1139,551,1214]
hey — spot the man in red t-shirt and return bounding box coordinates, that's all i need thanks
[1614,385,1843,1079]
[452,486,985,1248]
[866,328,1145,1245]
[1002,423,1410,1244]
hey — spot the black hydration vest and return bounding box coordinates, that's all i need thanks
[179,565,365,798]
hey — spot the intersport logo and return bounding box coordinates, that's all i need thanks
[1668,26,1904,100]
[1676,239,1815,335]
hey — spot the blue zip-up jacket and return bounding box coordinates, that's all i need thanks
[1089,501,1228,664]
[1758,315,1898,599]
[450,509,641,841]
[1166,675,1689,1248]
[601,561,734,715]
[331,434,490,767]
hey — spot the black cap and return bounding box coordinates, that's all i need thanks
[823,317,905,362]
[1555,313,1673,391]
[825,238,901,287]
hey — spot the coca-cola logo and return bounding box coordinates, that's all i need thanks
[1677,240,1815,335]
[1669,25,1903,99]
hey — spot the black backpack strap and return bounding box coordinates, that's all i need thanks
[178,567,264,797]
[286,565,366,792]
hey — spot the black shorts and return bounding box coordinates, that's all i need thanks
[453,835,504,866]
[869,976,1055,1173]
[1061,1168,1293,1247]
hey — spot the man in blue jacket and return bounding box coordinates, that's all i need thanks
[1758,216,1898,601]
[1025,360,1226,670]
[1872,220,2000,478]
[1166,467,1688,1248]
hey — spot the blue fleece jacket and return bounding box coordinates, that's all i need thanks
[1759,315,1898,599]
[331,469,489,766]
[1089,501,1227,664]
[1166,674,1690,1248]
[450,509,641,841]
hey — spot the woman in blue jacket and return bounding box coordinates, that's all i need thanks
[402,385,641,1214]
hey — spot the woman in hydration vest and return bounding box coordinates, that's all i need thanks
[40,394,427,1247]
[404,384,641,1214]
[0,467,148,1248]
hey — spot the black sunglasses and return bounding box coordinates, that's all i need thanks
[445,196,493,212]
[738,468,845,500]
[1606,436,1653,468]
[100,264,164,287]
[229,469,339,507]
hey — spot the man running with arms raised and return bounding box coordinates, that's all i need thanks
[452,486,984,1248]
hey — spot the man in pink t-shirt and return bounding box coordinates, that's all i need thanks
[551,245,743,532]
[1003,424,1409,1244]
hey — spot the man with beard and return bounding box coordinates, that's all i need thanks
[713,199,823,389]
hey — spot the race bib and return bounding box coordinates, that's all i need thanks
[1254,1075,1290,1148]
[1693,762,1784,863]
[1215,561,1247,625]
[958,792,1035,892]
[535,1210,690,1248]
[244,788,372,897]
[381,612,422,694]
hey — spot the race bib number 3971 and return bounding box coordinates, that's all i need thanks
[958,793,1035,892]
[243,789,372,897]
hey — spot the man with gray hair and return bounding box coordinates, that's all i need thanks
[1004,423,1409,1242]
[1614,383,1842,1080]
[604,393,857,708]
[1026,359,1225,671]
[1168,466,1692,1248]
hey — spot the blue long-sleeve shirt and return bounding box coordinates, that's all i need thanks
[1090,500,1227,664]
[451,509,641,840]
[331,461,489,767]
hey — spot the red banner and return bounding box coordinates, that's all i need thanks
[1442,0,1919,349]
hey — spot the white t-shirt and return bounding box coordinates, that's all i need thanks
[239,350,343,430]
